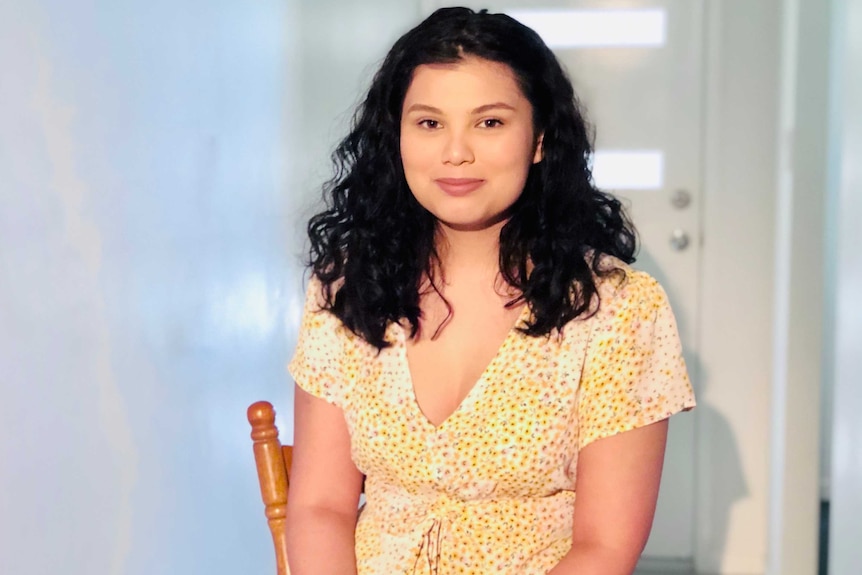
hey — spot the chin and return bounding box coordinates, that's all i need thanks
[437,213,508,233]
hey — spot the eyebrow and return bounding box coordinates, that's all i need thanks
[404,102,518,115]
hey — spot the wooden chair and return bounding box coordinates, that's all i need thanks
[247,400,292,575]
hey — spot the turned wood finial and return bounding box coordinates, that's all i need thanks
[247,400,291,575]
[248,400,278,439]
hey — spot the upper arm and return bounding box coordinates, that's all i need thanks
[287,384,364,514]
[570,419,669,565]
[286,276,363,515]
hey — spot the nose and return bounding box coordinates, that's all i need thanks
[441,130,474,165]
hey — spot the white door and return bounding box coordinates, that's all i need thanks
[423,0,704,561]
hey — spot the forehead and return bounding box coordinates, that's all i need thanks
[402,57,527,110]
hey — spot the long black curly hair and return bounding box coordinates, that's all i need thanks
[307,7,637,349]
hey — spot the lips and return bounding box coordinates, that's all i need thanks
[434,178,485,196]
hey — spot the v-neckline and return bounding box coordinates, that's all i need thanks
[397,302,530,430]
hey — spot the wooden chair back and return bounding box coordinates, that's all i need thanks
[247,400,292,575]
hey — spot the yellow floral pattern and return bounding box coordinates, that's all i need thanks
[288,261,695,574]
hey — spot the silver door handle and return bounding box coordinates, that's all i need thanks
[671,189,692,209]
[670,229,690,251]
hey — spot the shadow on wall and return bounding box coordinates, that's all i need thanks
[636,249,748,569]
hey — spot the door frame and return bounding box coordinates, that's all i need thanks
[824,0,862,572]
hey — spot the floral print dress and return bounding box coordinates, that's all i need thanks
[288,260,696,574]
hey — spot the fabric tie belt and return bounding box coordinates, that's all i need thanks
[409,495,467,575]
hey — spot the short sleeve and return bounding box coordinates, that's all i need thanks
[577,271,696,450]
[287,275,350,408]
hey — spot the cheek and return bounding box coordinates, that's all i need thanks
[399,136,429,203]
[400,136,437,185]
[399,136,421,173]
[515,132,540,167]
[488,130,537,168]
[398,133,409,163]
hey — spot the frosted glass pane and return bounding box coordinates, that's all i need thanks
[507,9,666,48]
[591,150,664,190]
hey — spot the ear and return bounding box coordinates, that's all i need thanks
[532,133,544,164]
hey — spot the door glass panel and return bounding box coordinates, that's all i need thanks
[591,149,665,190]
[506,8,667,48]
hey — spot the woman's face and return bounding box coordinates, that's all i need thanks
[399,57,542,232]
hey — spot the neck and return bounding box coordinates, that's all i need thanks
[435,220,505,277]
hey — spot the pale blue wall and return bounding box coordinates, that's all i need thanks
[0,1,415,573]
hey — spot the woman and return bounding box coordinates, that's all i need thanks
[285,7,695,575]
